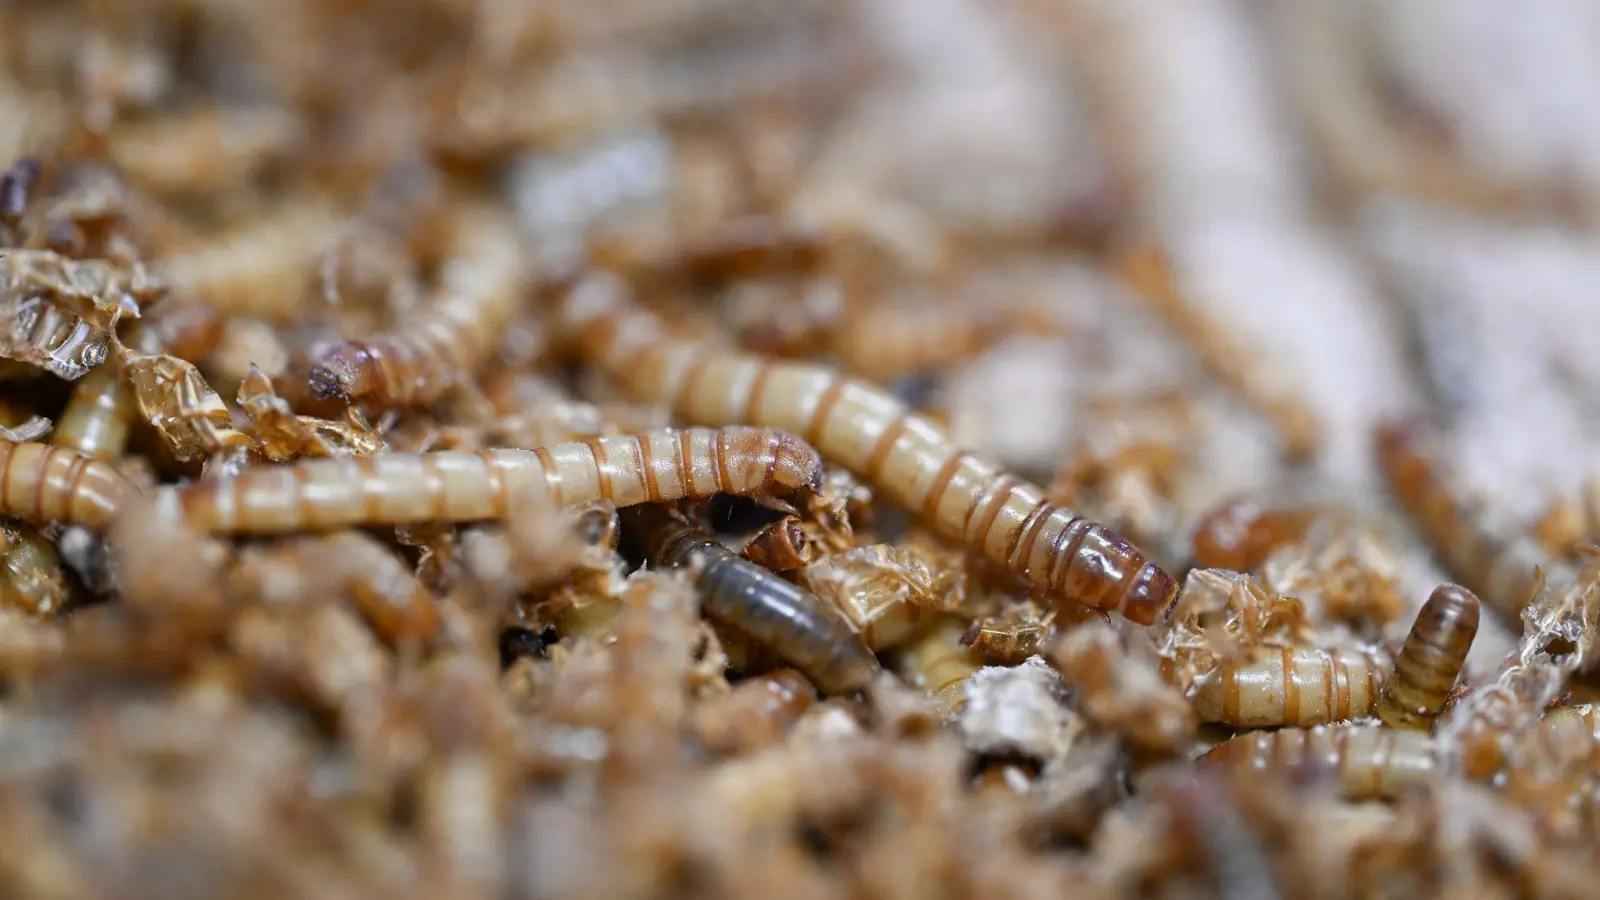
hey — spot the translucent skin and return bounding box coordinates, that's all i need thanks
[560,274,1180,625]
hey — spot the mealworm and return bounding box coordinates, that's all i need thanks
[1198,723,1438,800]
[0,440,134,531]
[308,203,527,410]
[890,615,983,716]
[1116,242,1322,460]
[233,531,440,646]
[1376,423,1552,620]
[1183,644,1391,728]
[156,199,339,323]
[0,519,72,617]
[691,668,818,755]
[1376,584,1480,731]
[1188,493,1316,572]
[558,274,1179,625]
[49,363,134,461]
[106,106,302,200]
[176,426,820,534]
[740,515,817,571]
[624,504,880,696]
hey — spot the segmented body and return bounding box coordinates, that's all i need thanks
[1184,645,1391,728]
[0,441,134,531]
[1199,723,1438,800]
[626,504,879,695]
[308,204,527,409]
[1377,423,1553,620]
[50,364,134,460]
[177,427,820,534]
[891,616,983,715]
[559,274,1179,624]
[1376,584,1480,731]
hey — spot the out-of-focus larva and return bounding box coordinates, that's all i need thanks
[1116,242,1321,459]
[1533,479,1600,562]
[49,363,133,461]
[625,504,880,696]
[156,200,339,323]
[559,274,1179,625]
[740,515,817,571]
[1051,620,1196,756]
[177,426,820,534]
[1189,493,1317,572]
[890,615,983,716]
[0,519,71,616]
[1199,723,1438,800]
[302,531,443,646]
[130,300,225,361]
[691,669,818,755]
[122,352,253,466]
[0,440,134,531]
[829,300,998,383]
[308,204,528,410]
[1376,584,1481,731]
[105,106,302,199]
[1376,423,1552,621]
[1184,644,1391,728]
[236,364,384,462]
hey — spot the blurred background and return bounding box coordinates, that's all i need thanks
[3,1,1600,895]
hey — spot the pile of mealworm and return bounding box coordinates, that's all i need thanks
[3,1,1600,898]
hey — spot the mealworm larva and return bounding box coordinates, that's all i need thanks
[156,200,339,323]
[49,363,133,461]
[1184,644,1391,728]
[558,274,1179,625]
[740,515,817,571]
[1199,723,1438,800]
[1376,423,1552,620]
[830,300,998,383]
[303,531,442,646]
[106,106,301,199]
[0,440,134,531]
[176,426,820,534]
[1188,493,1316,572]
[0,519,71,616]
[890,616,983,716]
[1116,242,1321,460]
[627,504,880,695]
[308,204,527,410]
[1376,584,1481,731]
[691,668,818,755]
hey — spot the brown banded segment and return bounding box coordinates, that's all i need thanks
[0,441,135,532]
[1200,724,1438,800]
[1377,423,1553,621]
[175,427,820,534]
[1377,584,1480,731]
[1187,645,1391,728]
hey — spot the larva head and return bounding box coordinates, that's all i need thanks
[308,341,380,401]
[722,428,823,494]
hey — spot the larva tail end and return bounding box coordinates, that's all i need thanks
[1124,562,1181,626]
